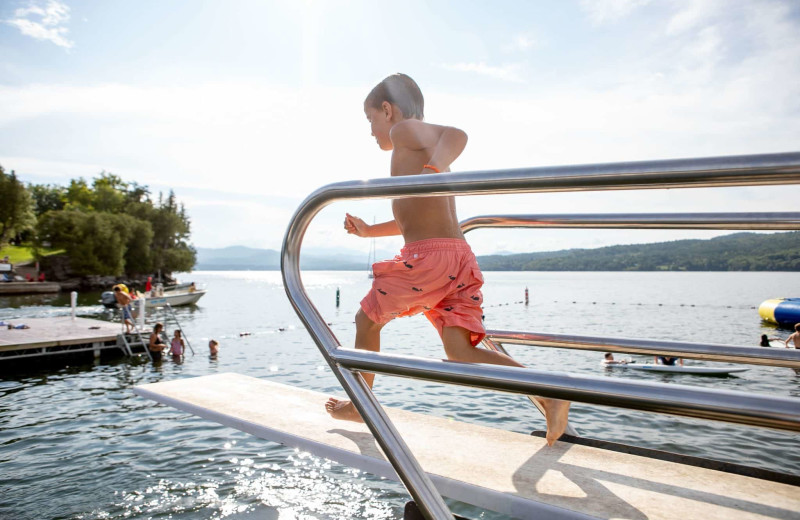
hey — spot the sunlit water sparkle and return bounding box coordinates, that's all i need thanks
[1,271,799,519]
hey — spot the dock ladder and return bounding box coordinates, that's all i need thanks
[117,304,152,361]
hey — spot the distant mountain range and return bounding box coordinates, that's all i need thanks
[195,245,393,271]
[478,231,800,271]
[195,231,800,272]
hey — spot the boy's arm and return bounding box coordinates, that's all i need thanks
[390,120,468,173]
[424,126,469,173]
[344,213,401,237]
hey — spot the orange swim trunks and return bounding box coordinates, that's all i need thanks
[361,238,486,346]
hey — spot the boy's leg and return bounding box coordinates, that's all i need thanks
[325,308,384,422]
[441,326,571,446]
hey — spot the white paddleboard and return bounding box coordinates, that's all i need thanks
[619,364,749,375]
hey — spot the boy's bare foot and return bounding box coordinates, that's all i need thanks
[538,398,571,446]
[325,398,364,423]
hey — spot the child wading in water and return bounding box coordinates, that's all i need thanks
[170,330,185,358]
[325,73,570,446]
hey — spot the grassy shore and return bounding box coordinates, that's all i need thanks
[0,244,65,265]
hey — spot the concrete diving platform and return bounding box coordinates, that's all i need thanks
[134,373,800,519]
[0,316,123,362]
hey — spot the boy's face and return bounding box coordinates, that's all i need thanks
[364,103,393,151]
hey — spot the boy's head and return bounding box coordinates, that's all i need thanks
[364,73,424,150]
[795,323,800,332]
[604,352,613,360]
[365,73,424,120]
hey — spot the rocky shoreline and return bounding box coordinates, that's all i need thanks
[24,254,176,292]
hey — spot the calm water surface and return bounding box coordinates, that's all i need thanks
[1,271,799,520]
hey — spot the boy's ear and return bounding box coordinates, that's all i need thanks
[381,101,393,120]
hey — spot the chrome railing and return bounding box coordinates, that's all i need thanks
[281,152,800,520]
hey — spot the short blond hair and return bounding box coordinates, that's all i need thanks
[365,73,424,120]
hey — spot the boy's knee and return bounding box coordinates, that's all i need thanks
[355,308,382,332]
[443,341,475,361]
[442,327,474,360]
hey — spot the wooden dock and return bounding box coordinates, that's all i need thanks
[0,316,123,361]
[135,373,800,520]
[0,282,61,294]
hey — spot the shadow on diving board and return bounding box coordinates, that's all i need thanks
[134,373,799,520]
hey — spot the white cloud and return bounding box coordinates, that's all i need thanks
[508,33,538,52]
[6,0,74,48]
[580,0,650,25]
[440,61,525,83]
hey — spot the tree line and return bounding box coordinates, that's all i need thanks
[477,232,800,271]
[0,165,195,276]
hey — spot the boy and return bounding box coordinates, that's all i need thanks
[603,352,628,365]
[113,285,135,334]
[785,324,800,349]
[325,73,570,446]
[209,339,219,358]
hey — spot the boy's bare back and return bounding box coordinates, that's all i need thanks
[389,119,466,243]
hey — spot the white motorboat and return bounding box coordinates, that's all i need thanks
[101,282,206,309]
[143,288,206,307]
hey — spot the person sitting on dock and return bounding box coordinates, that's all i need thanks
[324,73,570,446]
[785,324,800,349]
[654,355,683,366]
[113,285,135,334]
[149,322,168,361]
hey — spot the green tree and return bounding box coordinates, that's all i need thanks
[33,173,196,277]
[28,183,66,216]
[92,172,127,213]
[64,178,94,211]
[36,210,155,276]
[148,190,196,273]
[0,166,36,247]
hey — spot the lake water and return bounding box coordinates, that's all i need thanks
[1,271,799,520]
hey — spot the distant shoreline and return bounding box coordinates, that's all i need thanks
[195,231,800,272]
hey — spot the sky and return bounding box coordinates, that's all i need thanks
[1,0,799,257]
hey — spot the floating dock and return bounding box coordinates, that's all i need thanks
[0,316,123,362]
[134,373,800,520]
[0,281,61,294]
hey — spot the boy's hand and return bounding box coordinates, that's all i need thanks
[344,213,369,237]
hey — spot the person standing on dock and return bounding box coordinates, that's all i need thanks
[113,285,135,334]
[324,73,570,446]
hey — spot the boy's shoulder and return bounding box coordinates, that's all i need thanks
[389,119,443,150]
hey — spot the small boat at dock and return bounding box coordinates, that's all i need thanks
[141,287,206,307]
[100,282,206,309]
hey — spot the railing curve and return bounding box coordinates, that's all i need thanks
[281,151,800,520]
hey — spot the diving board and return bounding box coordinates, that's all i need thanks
[134,373,800,520]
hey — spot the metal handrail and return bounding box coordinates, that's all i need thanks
[485,331,800,368]
[281,151,800,520]
[329,348,800,431]
[460,212,800,231]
